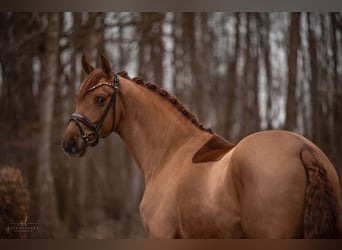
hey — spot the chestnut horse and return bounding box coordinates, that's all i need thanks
[62,55,342,238]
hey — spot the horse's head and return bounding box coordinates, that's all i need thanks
[62,55,120,157]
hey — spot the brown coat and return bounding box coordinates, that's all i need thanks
[62,55,342,238]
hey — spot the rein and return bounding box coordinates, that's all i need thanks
[68,73,119,156]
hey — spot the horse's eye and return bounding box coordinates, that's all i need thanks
[95,96,105,105]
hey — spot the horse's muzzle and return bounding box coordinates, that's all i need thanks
[62,136,87,157]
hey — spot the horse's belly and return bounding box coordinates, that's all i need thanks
[177,204,244,238]
[140,184,243,238]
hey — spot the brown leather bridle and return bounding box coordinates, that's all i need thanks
[68,73,119,156]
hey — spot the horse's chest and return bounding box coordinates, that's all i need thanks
[139,194,179,238]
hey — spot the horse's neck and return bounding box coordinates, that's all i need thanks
[117,77,205,181]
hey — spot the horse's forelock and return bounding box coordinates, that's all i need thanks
[77,69,105,102]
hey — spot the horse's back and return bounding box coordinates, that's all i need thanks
[231,130,340,238]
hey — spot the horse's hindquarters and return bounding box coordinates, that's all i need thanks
[232,131,313,238]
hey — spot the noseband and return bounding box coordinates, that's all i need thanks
[68,73,119,155]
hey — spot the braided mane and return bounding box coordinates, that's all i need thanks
[117,71,213,134]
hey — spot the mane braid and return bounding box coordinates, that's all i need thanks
[117,71,213,134]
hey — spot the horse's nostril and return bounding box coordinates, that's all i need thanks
[63,137,79,154]
[70,139,78,153]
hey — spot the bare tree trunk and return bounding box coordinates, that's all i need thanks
[306,13,321,144]
[251,45,261,131]
[330,13,342,176]
[65,13,83,237]
[37,13,60,237]
[82,13,108,232]
[240,13,253,138]
[137,13,151,80]
[150,13,164,85]
[183,13,205,120]
[0,14,40,205]
[257,13,273,129]
[96,13,106,58]
[285,13,301,131]
[172,13,185,99]
[137,12,165,84]
[319,15,332,153]
[117,13,128,68]
[224,13,240,139]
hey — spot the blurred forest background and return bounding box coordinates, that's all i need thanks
[0,12,342,238]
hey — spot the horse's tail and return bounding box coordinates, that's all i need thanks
[300,144,342,238]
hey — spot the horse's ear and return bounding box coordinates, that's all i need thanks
[81,54,95,75]
[100,54,113,79]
